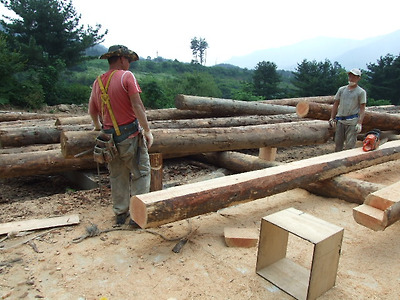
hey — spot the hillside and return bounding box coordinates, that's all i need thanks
[225,30,400,70]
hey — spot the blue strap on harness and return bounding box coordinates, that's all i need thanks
[335,113,359,121]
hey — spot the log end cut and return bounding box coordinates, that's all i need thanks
[296,101,310,118]
[130,196,148,228]
[353,204,385,231]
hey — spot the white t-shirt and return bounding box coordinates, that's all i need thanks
[334,85,367,125]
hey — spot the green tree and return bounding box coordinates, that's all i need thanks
[0,0,107,68]
[252,61,281,99]
[365,54,400,105]
[190,37,208,65]
[0,0,107,106]
[293,59,346,97]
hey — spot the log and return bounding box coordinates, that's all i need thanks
[150,114,301,129]
[175,94,296,115]
[0,149,97,178]
[303,177,385,204]
[0,144,60,155]
[192,151,282,173]
[55,108,239,125]
[353,181,400,230]
[130,140,400,228]
[0,124,92,148]
[55,115,92,125]
[259,95,335,106]
[296,101,400,131]
[61,121,333,159]
[0,111,63,122]
[193,151,383,204]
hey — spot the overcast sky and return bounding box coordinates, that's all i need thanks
[2,0,400,66]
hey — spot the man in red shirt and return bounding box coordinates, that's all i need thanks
[89,45,153,226]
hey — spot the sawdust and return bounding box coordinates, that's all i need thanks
[1,141,400,300]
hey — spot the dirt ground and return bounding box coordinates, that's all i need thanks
[1,106,400,300]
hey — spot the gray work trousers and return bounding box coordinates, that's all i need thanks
[107,134,150,215]
[334,122,357,152]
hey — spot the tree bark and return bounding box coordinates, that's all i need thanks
[175,94,296,115]
[150,114,301,129]
[0,111,63,122]
[61,120,333,159]
[304,177,385,204]
[130,140,400,228]
[0,149,96,179]
[259,95,334,106]
[296,101,400,131]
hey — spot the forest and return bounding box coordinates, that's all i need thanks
[0,0,399,110]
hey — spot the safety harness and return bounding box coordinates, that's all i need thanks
[97,70,120,136]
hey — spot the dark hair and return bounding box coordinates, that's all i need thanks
[108,56,120,64]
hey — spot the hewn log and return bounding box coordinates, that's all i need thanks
[296,101,400,131]
[193,151,383,204]
[259,95,334,106]
[130,140,400,228]
[353,181,400,230]
[0,124,92,148]
[175,94,296,115]
[61,121,333,159]
[0,149,97,178]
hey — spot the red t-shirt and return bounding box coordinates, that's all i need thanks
[89,69,142,129]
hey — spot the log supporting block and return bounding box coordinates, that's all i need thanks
[353,181,400,231]
[256,208,344,300]
[224,227,258,248]
[352,204,385,231]
[150,153,163,192]
[259,147,277,161]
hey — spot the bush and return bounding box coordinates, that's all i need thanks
[367,98,392,106]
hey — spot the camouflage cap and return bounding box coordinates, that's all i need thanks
[99,45,139,62]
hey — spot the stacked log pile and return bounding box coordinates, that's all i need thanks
[2,94,400,230]
[0,95,332,178]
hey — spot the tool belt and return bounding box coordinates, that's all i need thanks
[103,119,139,143]
[335,113,359,121]
[93,131,119,164]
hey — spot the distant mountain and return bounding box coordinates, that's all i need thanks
[225,30,400,71]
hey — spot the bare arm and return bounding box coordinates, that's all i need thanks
[89,112,102,131]
[130,92,153,147]
[330,100,339,120]
[358,103,366,124]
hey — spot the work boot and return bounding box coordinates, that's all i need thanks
[115,212,130,226]
[128,219,141,229]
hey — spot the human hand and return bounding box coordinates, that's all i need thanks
[143,130,154,148]
[355,123,362,133]
[328,118,336,128]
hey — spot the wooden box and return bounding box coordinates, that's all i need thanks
[256,208,344,300]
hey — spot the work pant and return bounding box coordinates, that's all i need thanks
[108,134,151,215]
[334,122,357,152]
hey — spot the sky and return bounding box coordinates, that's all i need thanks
[1,0,400,66]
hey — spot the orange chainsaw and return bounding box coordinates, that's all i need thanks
[362,129,381,152]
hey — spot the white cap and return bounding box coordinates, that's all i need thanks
[348,68,362,76]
